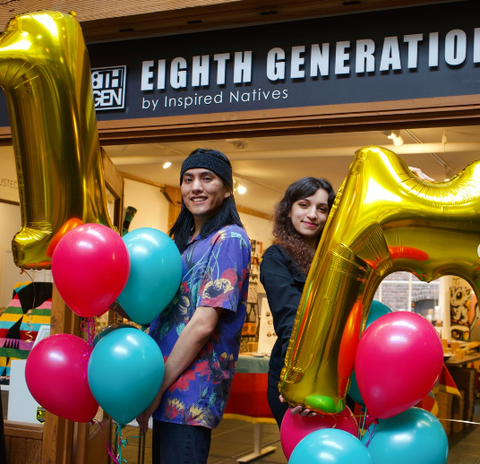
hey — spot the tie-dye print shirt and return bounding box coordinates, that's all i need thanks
[149,224,251,429]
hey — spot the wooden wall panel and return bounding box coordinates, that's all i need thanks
[4,422,43,464]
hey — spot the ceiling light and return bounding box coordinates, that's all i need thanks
[163,162,172,169]
[382,130,404,147]
[237,185,247,194]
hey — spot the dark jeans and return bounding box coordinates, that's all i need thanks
[267,383,288,429]
[152,420,212,464]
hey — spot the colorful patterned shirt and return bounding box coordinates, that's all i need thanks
[149,224,251,429]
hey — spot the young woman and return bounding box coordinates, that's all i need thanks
[260,177,335,427]
[260,168,434,428]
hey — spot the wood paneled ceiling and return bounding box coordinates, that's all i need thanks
[0,0,466,44]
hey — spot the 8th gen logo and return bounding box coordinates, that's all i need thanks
[91,66,127,111]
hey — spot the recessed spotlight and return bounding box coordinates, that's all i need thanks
[238,185,247,194]
[163,162,172,169]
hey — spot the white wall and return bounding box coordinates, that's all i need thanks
[239,212,273,251]
[123,178,170,234]
[123,179,275,248]
[0,203,23,307]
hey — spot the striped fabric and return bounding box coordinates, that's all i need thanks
[0,282,52,380]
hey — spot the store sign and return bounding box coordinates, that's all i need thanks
[91,65,127,111]
[0,1,478,126]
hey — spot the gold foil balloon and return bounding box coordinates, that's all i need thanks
[280,145,480,414]
[0,11,114,269]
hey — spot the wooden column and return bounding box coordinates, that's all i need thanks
[41,286,79,464]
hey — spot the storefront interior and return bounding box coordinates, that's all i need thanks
[1,2,479,462]
[0,95,479,464]
[105,124,480,215]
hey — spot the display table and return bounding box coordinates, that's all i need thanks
[445,353,480,367]
[224,354,276,463]
[436,362,475,436]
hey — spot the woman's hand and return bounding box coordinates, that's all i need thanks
[409,166,435,182]
[279,395,317,417]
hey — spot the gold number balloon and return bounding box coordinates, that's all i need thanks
[280,145,480,414]
[0,11,114,269]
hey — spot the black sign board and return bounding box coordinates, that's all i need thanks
[0,1,479,127]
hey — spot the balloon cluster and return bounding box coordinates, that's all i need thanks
[280,146,480,415]
[281,301,448,464]
[24,225,182,425]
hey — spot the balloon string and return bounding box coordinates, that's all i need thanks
[331,414,338,429]
[353,413,480,427]
[91,419,122,463]
[80,317,95,381]
[359,410,367,440]
[80,317,96,348]
[115,423,127,464]
[437,418,480,425]
[19,270,36,344]
[24,309,34,343]
[362,409,378,448]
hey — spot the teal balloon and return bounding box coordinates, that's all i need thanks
[88,328,164,425]
[93,322,138,346]
[117,227,182,325]
[366,300,393,329]
[290,429,374,464]
[361,407,448,464]
[348,301,393,406]
[349,371,364,405]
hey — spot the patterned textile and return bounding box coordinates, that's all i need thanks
[0,282,52,381]
[415,364,461,416]
[416,390,439,416]
[150,225,251,429]
[436,364,462,397]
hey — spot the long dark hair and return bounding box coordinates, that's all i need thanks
[169,149,244,253]
[273,177,335,274]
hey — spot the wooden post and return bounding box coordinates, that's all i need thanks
[41,286,79,464]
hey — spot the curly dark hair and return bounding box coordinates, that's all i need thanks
[273,177,335,274]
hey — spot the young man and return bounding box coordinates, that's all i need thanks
[137,148,251,464]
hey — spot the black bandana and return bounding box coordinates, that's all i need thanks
[180,150,233,188]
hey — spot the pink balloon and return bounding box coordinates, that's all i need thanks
[25,334,99,422]
[52,223,130,318]
[280,407,358,460]
[355,311,443,419]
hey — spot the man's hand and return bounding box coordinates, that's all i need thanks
[135,306,222,435]
[136,392,163,435]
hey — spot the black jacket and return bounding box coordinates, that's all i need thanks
[259,244,306,387]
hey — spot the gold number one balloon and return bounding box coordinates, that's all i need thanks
[280,145,480,414]
[0,11,114,269]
